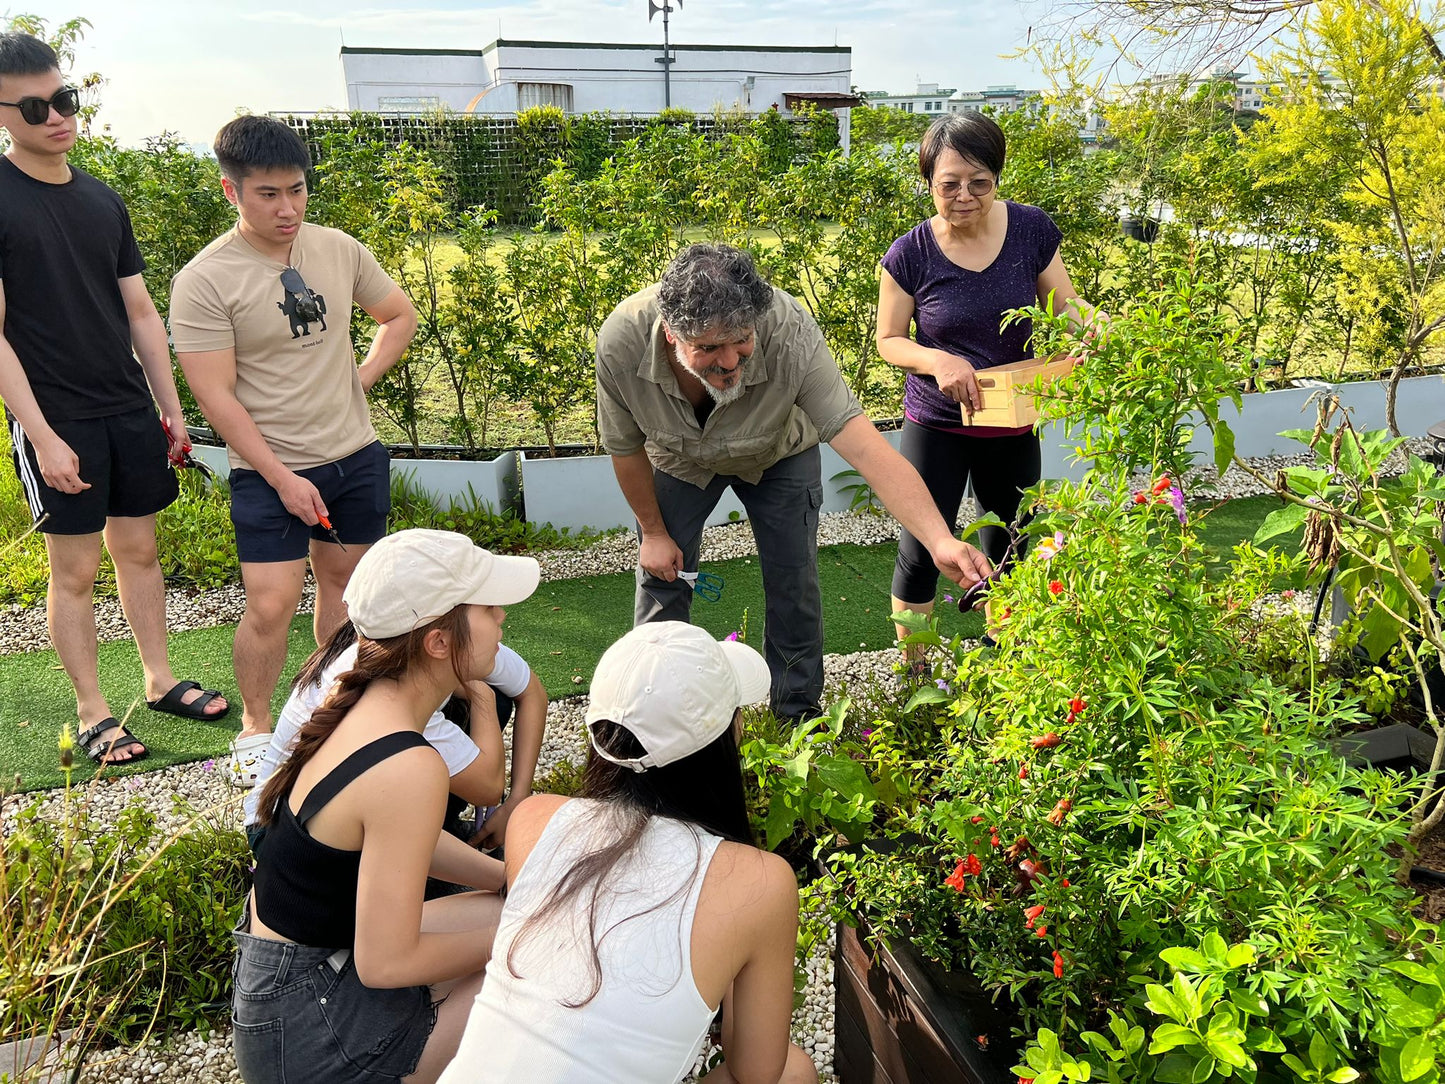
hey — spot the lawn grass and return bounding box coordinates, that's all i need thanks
[1,493,1288,792]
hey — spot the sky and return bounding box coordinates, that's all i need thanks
[10,0,1054,147]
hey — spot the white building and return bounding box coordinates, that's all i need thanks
[951,85,1039,114]
[340,39,855,119]
[864,82,956,116]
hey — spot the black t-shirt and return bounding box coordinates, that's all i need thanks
[0,156,151,422]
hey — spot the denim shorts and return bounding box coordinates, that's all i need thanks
[231,914,435,1083]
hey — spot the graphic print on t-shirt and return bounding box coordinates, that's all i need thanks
[277,278,327,339]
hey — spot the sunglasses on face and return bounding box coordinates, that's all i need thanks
[0,86,81,126]
[933,177,996,199]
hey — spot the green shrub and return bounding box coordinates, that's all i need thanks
[3,784,249,1059]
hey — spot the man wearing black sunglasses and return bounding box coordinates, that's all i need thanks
[171,115,417,779]
[0,32,231,765]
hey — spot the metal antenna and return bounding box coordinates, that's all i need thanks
[648,0,682,109]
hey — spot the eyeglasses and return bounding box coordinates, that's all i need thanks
[279,267,324,324]
[932,177,996,200]
[0,86,81,126]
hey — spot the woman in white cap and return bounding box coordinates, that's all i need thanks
[232,529,541,1084]
[438,621,818,1084]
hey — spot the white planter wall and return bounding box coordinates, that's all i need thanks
[520,430,907,534]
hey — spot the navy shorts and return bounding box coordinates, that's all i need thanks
[229,440,390,564]
[232,913,435,1083]
[8,406,179,535]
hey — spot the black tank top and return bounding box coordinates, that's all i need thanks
[253,731,431,949]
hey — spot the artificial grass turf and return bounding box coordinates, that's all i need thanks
[1,542,979,791]
[2,494,1289,791]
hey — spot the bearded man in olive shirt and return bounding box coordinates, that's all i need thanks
[596,243,991,723]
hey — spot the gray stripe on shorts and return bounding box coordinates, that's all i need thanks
[9,418,44,521]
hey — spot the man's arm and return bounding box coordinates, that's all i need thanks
[0,282,87,493]
[611,448,684,581]
[829,414,992,588]
[176,345,328,526]
[355,285,417,394]
[118,275,189,459]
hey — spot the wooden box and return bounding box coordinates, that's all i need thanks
[963,355,1076,428]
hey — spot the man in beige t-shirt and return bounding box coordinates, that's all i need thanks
[170,116,417,772]
[597,244,990,723]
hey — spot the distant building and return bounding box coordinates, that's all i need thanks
[950,85,1039,115]
[339,39,857,120]
[864,82,956,116]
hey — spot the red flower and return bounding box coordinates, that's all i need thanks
[944,862,968,892]
[1030,732,1062,750]
[990,833,1001,847]
[1152,474,1172,495]
[1060,878,1071,887]
[971,815,985,824]
[1068,697,1086,715]
[1024,904,1046,929]
[1133,491,1148,505]
[1046,798,1073,827]
[1064,711,1077,726]
[1048,580,1064,595]
[1018,764,1030,780]
[1035,925,1048,938]
[1053,950,1065,978]
[1020,1078,1036,1084]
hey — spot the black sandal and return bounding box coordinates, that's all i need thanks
[78,718,149,765]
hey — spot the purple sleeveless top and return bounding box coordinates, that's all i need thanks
[881,201,1063,436]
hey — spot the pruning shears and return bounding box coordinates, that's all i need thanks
[678,569,724,602]
[160,419,214,482]
[317,513,347,552]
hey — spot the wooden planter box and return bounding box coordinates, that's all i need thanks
[965,356,1076,429]
[834,922,1020,1084]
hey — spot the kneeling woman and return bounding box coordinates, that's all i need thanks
[440,621,817,1084]
[234,529,540,1084]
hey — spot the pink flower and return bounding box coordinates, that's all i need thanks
[1167,485,1186,525]
[725,631,740,642]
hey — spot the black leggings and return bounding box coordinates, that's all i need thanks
[891,421,1041,604]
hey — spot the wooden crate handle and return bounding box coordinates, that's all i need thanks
[977,376,997,389]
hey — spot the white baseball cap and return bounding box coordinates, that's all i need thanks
[343,529,540,639]
[585,621,771,772]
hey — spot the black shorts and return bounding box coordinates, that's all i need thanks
[9,406,179,535]
[229,440,390,564]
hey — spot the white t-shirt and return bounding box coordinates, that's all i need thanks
[242,643,532,826]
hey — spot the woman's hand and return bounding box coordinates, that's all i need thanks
[931,351,981,414]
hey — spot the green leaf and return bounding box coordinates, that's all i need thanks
[1309,1033,1330,1071]
[1229,990,1270,1018]
[1224,944,1256,969]
[815,756,877,803]
[1155,1054,1198,1084]
[1359,604,1404,661]
[1399,1035,1435,1082]
[1325,1070,1361,1084]
[902,686,952,712]
[1147,983,1190,1023]
[1149,1023,1199,1054]
[1380,985,1440,1029]
[1214,418,1236,475]
[1247,1027,1285,1054]
[1253,503,1309,545]
[1384,960,1443,988]
[1161,947,1211,972]
[1191,1055,1219,1083]
[762,797,795,850]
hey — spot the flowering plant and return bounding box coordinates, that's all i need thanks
[811,262,1439,1081]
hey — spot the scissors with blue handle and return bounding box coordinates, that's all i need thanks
[678,570,724,602]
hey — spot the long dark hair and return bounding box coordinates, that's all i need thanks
[506,716,754,1006]
[292,620,359,693]
[255,608,473,827]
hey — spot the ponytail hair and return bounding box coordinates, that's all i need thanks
[255,606,474,827]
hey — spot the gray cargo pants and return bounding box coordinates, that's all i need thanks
[634,446,824,723]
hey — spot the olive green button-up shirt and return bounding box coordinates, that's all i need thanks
[596,285,865,488]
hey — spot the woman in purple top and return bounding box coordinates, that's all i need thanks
[877,112,1102,663]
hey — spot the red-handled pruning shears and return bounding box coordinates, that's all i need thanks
[160,419,214,482]
[317,513,347,552]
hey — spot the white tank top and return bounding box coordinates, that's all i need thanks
[439,799,723,1084]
